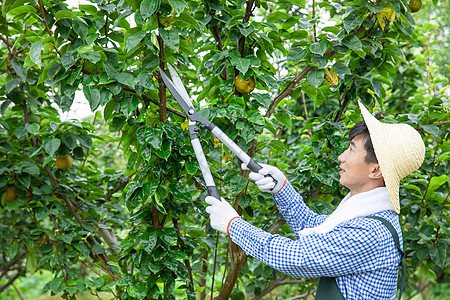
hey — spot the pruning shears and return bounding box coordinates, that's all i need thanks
[159,64,277,197]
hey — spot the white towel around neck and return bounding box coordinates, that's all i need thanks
[298,187,395,237]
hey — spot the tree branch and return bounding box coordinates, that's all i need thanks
[157,17,167,122]
[0,34,13,48]
[0,270,22,294]
[44,164,116,261]
[0,252,27,280]
[37,0,62,56]
[106,177,131,201]
[122,86,186,118]
[284,289,317,300]
[237,0,255,56]
[250,275,316,300]
[172,217,194,292]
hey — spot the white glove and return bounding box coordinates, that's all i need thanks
[241,163,287,194]
[205,196,240,234]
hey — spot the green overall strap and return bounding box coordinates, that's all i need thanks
[366,216,406,300]
[315,277,345,300]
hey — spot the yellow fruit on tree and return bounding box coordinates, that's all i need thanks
[408,0,422,12]
[55,154,73,169]
[234,75,256,94]
[6,186,17,202]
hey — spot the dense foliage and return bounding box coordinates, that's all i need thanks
[0,0,449,299]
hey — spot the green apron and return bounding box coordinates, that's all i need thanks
[315,216,405,300]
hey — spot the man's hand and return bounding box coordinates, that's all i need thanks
[205,197,241,234]
[242,163,287,194]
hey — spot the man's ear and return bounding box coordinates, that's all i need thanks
[369,164,383,180]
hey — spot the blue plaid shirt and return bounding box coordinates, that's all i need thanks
[229,182,403,299]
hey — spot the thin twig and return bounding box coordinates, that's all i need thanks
[37,0,62,56]
[122,86,185,118]
[0,34,13,48]
[312,0,317,41]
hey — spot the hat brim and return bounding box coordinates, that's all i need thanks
[358,101,401,213]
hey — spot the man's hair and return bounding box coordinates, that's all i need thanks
[348,121,378,164]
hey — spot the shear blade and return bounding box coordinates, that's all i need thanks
[167,64,193,108]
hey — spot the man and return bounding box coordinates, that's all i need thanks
[205,101,425,299]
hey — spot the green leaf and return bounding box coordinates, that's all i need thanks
[252,93,272,108]
[126,187,144,211]
[142,231,158,253]
[287,48,307,62]
[6,6,36,20]
[61,51,78,70]
[333,62,351,75]
[77,134,93,149]
[127,31,146,50]
[5,78,21,94]
[54,10,87,25]
[44,138,61,157]
[116,73,135,89]
[229,176,247,195]
[121,94,140,116]
[162,122,184,140]
[17,173,30,189]
[104,100,119,121]
[421,125,442,136]
[8,243,19,259]
[269,140,286,152]
[231,289,245,300]
[143,182,158,195]
[159,228,178,244]
[309,40,328,56]
[241,126,255,143]
[62,135,77,149]
[239,23,255,37]
[298,17,318,29]
[155,140,172,159]
[168,0,188,13]
[428,175,449,192]
[343,14,363,33]
[26,248,38,273]
[169,181,191,202]
[140,0,160,19]
[30,40,42,68]
[247,111,265,126]
[175,12,201,30]
[185,159,198,175]
[81,51,101,63]
[137,72,155,89]
[307,69,324,88]
[159,28,179,51]
[274,111,292,129]
[342,34,362,51]
[311,55,328,68]
[146,128,163,149]
[314,172,334,186]
[83,86,101,111]
[231,57,250,74]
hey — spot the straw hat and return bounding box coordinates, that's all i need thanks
[358,101,426,214]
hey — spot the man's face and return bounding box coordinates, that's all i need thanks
[338,135,380,195]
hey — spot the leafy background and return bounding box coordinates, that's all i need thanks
[0,0,449,299]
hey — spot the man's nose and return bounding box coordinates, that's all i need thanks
[338,149,346,163]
